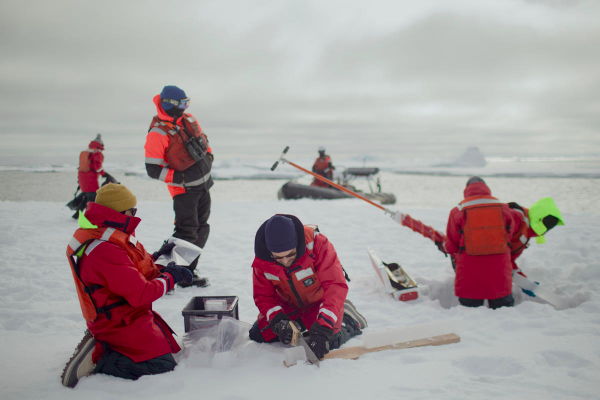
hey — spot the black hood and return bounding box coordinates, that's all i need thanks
[254,214,306,262]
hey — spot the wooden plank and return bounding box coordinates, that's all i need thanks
[324,333,460,361]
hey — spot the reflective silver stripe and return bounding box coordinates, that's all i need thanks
[457,198,502,210]
[519,234,528,244]
[266,306,283,321]
[159,167,170,182]
[68,236,81,252]
[295,268,313,281]
[85,239,104,256]
[167,182,184,187]
[186,116,195,123]
[319,307,338,323]
[185,172,211,187]
[168,130,178,136]
[156,277,167,296]
[149,127,167,136]
[101,228,116,242]
[264,273,280,281]
[97,168,103,172]
[145,157,164,165]
[306,241,314,251]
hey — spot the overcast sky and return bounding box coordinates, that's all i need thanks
[1,0,599,165]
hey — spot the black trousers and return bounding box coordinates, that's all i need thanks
[459,294,515,309]
[94,346,176,381]
[173,189,211,249]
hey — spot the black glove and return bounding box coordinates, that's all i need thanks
[435,241,448,257]
[308,323,334,359]
[161,262,194,285]
[102,173,119,185]
[508,202,524,211]
[270,313,294,345]
[450,255,457,271]
[153,241,176,261]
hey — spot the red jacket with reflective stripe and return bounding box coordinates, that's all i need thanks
[78,142,105,192]
[252,215,348,335]
[144,95,213,198]
[71,202,181,362]
[312,155,333,187]
[509,207,539,269]
[444,182,519,300]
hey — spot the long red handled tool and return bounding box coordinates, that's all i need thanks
[271,147,446,245]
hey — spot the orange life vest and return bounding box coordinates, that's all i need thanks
[66,227,161,322]
[78,148,100,172]
[147,114,209,172]
[458,196,510,256]
[264,225,325,309]
[510,206,530,254]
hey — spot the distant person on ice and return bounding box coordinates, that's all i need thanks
[249,214,367,359]
[442,177,520,309]
[61,183,193,388]
[311,146,335,187]
[144,85,213,287]
[69,134,117,218]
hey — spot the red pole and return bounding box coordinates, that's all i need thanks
[286,160,388,212]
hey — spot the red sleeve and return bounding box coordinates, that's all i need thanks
[444,207,463,255]
[89,152,104,174]
[144,130,176,183]
[252,259,284,322]
[88,242,169,306]
[312,233,348,330]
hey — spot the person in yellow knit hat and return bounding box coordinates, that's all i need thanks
[62,183,192,388]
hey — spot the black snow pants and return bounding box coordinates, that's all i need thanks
[459,294,515,309]
[173,188,211,249]
[94,345,176,381]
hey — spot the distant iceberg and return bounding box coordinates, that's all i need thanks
[434,147,486,167]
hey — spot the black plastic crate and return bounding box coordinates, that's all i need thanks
[182,296,239,333]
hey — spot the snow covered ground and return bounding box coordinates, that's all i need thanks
[1,171,599,400]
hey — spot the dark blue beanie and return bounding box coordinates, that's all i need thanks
[160,85,187,111]
[466,176,485,187]
[265,215,298,253]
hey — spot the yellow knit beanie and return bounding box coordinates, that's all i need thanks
[95,183,137,213]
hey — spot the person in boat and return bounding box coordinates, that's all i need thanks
[70,134,118,219]
[249,214,367,359]
[441,176,520,309]
[311,146,335,188]
[61,183,193,388]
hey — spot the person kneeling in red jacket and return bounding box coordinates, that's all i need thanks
[62,183,193,388]
[249,214,367,359]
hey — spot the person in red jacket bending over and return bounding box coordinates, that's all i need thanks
[144,85,213,288]
[311,146,335,188]
[249,214,367,359]
[61,183,193,388]
[443,177,520,309]
[73,134,117,218]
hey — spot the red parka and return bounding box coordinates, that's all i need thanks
[508,206,539,270]
[311,155,333,188]
[74,202,181,363]
[252,215,348,341]
[444,182,519,300]
[78,140,105,192]
[144,95,213,198]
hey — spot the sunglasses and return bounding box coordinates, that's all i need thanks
[120,208,137,217]
[162,97,191,109]
[271,249,297,261]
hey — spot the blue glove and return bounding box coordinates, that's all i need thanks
[161,262,193,285]
[153,242,176,261]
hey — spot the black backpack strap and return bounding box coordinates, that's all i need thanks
[96,299,128,321]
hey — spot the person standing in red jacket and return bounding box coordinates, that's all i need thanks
[144,85,213,287]
[249,214,367,359]
[72,134,117,218]
[61,183,193,388]
[311,146,335,188]
[443,177,519,309]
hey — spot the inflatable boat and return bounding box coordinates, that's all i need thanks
[277,167,396,205]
